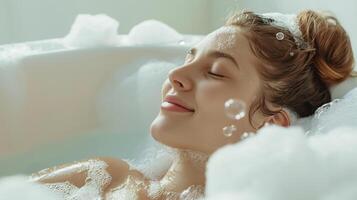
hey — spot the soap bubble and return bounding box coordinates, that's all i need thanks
[313,99,341,120]
[222,124,237,137]
[224,98,246,120]
[309,98,342,135]
[240,132,255,140]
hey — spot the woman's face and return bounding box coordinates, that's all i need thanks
[150,26,264,154]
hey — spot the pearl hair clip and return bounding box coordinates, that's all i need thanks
[260,12,308,56]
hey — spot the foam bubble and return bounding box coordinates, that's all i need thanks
[206,125,357,200]
[0,44,39,63]
[126,20,184,45]
[63,14,120,48]
[128,146,174,181]
[0,175,61,200]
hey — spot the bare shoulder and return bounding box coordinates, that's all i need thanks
[98,157,148,192]
[97,157,130,177]
[31,156,138,191]
[96,157,131,189]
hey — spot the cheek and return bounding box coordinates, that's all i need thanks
[195,84,232,135]
[194,83,257,150]
[197,82,235,115]
[197,88,224,118]
[194,107,255,154]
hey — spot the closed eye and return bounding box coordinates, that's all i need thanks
[208,71,225,78]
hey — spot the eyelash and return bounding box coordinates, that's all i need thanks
[186,51,225,78]
[208,71,225,78]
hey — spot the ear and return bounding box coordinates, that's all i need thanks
[265,109,291,127]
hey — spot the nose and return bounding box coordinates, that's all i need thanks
[168,66,193,91]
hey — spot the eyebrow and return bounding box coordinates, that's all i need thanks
[189,48,240,70]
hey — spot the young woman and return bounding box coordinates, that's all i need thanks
[30,9,356,199]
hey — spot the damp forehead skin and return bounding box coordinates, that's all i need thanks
[203,26,239,51]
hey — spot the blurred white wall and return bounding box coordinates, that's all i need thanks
[1,0,357,49]
[0,0,212,45]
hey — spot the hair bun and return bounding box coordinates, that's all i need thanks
[298,10,355,86]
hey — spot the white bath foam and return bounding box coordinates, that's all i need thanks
[0,44,39,62]
[42,159,112,200]
[205,125,357,200]
[126,142,175,181]
[126,20,184,45]
[0,175,61,200]
[136,60,177,130]
[300,86,357,137]
[63,14,120,48]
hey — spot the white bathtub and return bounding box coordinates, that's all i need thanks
[0,36,203,176]
[1,35,357,177]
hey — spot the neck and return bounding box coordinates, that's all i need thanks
[159,148,209,192]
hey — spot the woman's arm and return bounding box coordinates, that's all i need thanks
[30,157,130,192]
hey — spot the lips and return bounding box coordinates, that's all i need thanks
[163,95,195,112]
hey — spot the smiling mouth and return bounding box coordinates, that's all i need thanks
[161,101,195,112]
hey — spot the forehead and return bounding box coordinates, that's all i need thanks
[194,26,261,78]
[194,26,257,66]
[195,26,250,56]
[206,26,239,50]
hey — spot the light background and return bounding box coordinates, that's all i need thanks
[1,0,357,57]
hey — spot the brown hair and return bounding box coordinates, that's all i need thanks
[226,10,356,129]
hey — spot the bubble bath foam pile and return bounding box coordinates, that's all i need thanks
[205,87,357,200]
[206,125,357,200]
[62,14,184,48]
[62,14,121,48]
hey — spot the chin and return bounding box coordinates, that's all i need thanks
[150,112,203,151]
[149,115,172,145]
[150,119,183,149]
[149,118,161,141]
